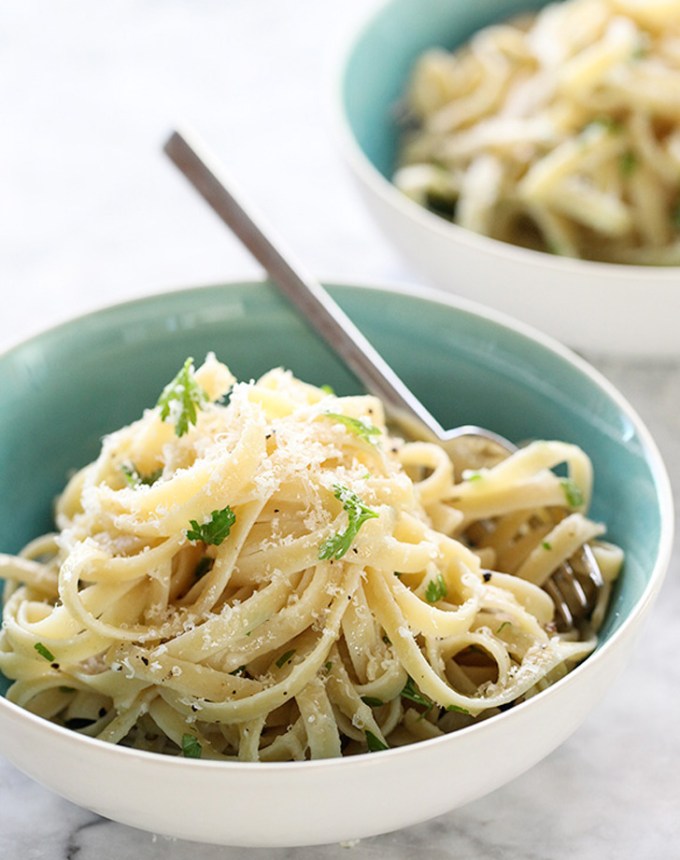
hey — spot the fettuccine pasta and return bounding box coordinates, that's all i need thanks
[0,355,622,760]
[394,0,680,263]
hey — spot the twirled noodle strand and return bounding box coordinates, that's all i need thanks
[0,356,621,759]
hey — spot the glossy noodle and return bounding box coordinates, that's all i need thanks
[0,355,622,760]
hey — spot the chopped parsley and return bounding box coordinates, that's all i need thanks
[323,661,333,673]
[560,477,585,509]
[425,573,448,604]
[323,413,380,444]
[156,357,208,437]
[320,384,335,395]
[497,621,512,634]
[465,471,483,482]
[426,191,456,221]
[401,677,470,716]
[187,506,236,546]
[121,463,162,488]
[319,485,378,560]
[585,116,622,135]
[446,704,471,715]
[194,556,214,580]
[631,39,648,60]
[542,540,552,551]
[34,642,55,662]
[360,696,384,708]
[365,730,389,752]
[620,150,638,176]
[181,733,202,758]
[672,202,680,229]
[401,677,434,711]
[275,649,296,669]
[121,464,138,487]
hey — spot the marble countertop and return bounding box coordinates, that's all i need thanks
[1,2,678,858]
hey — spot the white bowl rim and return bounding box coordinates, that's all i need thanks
[330,0,680,280]
[0,277,673,774]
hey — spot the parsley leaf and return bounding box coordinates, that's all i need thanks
[365,730,389,752]
[187,506,236,546]
[323,413,380,444]
[319,485,378,560]
[401,676,434,711]
[620,150,638,176]
[672,202,680,229]
[401,677,470,716]
[631,39,648,60]
[121,463,162,488]
[320,384,335,395]
[121,464,138,487]
[275,649,296,669]
[194,556,214,580]
[584,116,622,135]
[34,642,55,662]
[542,540,552,551]
[425,573,448,603]
[360,696,384,708]
[560,478,585,509]
[181,733,202,758]
[446,704,471,715]
[156,357,208,437]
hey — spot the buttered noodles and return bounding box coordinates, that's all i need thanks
[394,0,680,263]
[0,355,622,760]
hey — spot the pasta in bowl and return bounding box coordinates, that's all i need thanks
[0,355,622,761]
[394,0,680,264]
[337,0,680,354]
[0,281,671,845]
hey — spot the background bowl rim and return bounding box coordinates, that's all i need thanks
[0,277,673,772]
[332,0,680,279]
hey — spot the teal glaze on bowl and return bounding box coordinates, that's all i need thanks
[341,0,549,179]
[0,281,671,667]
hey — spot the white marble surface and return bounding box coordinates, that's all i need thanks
[1,1,679,858]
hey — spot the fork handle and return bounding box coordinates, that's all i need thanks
[163,129,446,439]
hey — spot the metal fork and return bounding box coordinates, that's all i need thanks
[544,543,602,631]
[162,128,602,632]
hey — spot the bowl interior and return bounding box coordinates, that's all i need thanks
[341,0,549,179]
[0,281,666,698]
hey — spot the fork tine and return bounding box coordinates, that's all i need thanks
[555,560,589,614]
[543,576,574,632]
[570,544,604,597]
[550,562,588,631]
[462,512,604,633]
[546,545,603,632]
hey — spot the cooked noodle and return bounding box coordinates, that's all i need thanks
[0,355,622,760]
[394,0,680,263]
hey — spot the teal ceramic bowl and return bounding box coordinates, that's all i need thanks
[337,0,680,355]
[0,281,672,846]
